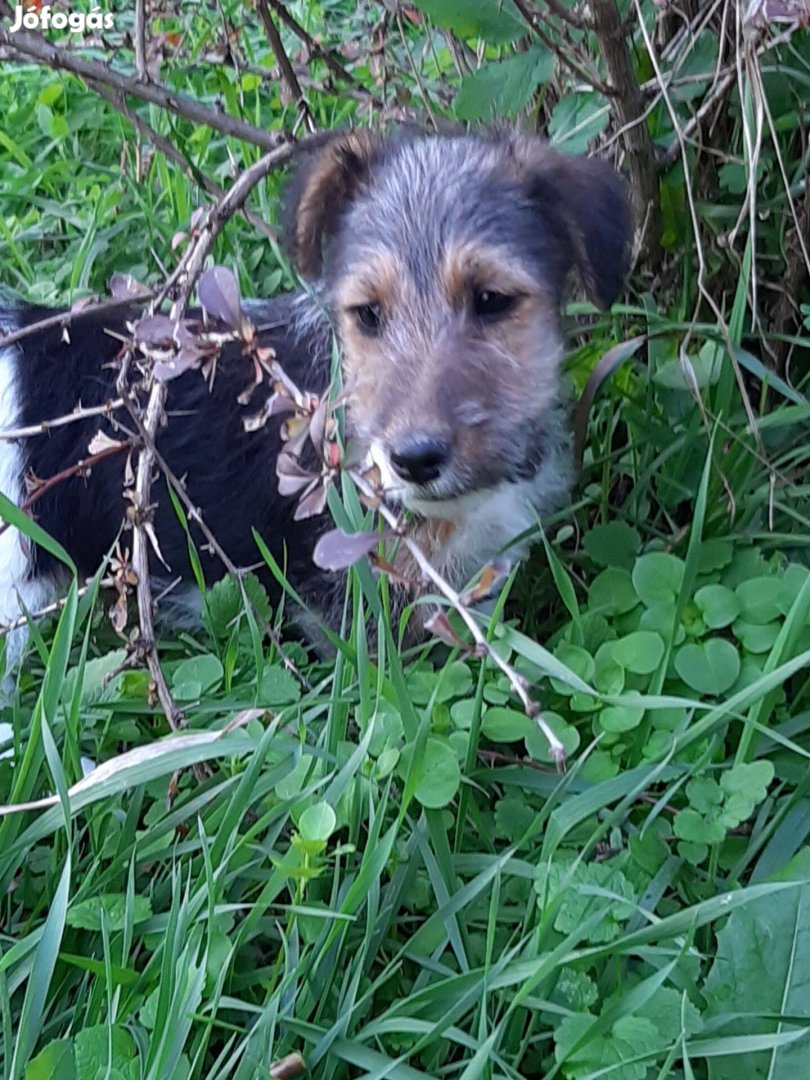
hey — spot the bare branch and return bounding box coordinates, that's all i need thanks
[590,0,661,265]
[257,0,316,133]
[0,24,286,151]
[0,398,125,442]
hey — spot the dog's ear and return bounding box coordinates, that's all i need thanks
[512,137,632,308]
[284,129,383,279]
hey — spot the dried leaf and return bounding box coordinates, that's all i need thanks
[294,483,329,521]
[270,1053,306,1080]
[308,397,328,454]
[154,347,204,382]
[88,431,126,455]
[198,265,242,329]
[276,453,317,496]
[313,528,392,571]
[424,611,478,653]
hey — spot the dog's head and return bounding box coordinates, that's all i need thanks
[286,130,630,514]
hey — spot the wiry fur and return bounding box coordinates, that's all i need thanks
[0,129,630,664]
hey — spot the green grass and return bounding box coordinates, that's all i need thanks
[3,1,810,1078]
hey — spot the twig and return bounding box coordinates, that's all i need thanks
[0,297,153,350]
[91,82,278,241]
[0,398,125,441]
[264,0,366,91]
[515,0,588,31]
[512,0,613,95]
[119,147,301,730]
[257,0,317,133]
[591,0,661,264]
[0,24,287,151]
[123,406,306,683]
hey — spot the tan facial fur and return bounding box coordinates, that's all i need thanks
[333,239,563,506]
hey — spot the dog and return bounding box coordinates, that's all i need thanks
[0,129,630,664]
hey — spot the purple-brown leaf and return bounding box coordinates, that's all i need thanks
[313,528,393,571]
[133,314,176,346]
[294,484,329,521]
[198,266,242,329]
[154,347,204,382]
[424,611,477,653]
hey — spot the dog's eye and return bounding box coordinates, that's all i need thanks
[473,290,516,320]
[353,303,382,334]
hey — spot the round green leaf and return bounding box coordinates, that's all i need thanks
[694,584,741,629]
[298,802,337,844]
[674,639,740,695]
[735,578,786,624]
[589,568,640,616]
[415,738,461,809]
[598,703,645,733]
[732,619,780,654]
[610,631,665,675]
[582,522,641,571]
[482,707,533,743]
[632,553,684,607]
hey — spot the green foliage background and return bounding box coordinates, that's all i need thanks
[2,1,810,1078]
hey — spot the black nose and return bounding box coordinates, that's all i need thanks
[389,435,451,485]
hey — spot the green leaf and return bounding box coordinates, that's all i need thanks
[536,859,636,944]
[589,568,640,616]
[67,894,152,933]
[675,638,741,695]
[548,91,610,154]
[583,522,641,571]
[695,584,741,630]
[653,341,723,389]
[259,664,301,706]
[733,620,781,654]
[411,0,525,43]
[25,1040,76,1080]
[703,867,810,1079]
[735,578,786,624]
[74,1025,137,1080]
[632,553,684,608]
[171,654,223,700]
[298,801,337,844]
[494,795,537,843]
[481,706,533,742]
[610,631,665,675]
[455,47,553,121]
[401,737,461,809]
[598,702,645,734]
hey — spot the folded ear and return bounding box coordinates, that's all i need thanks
[511,137,632,308]
[284,129,383,279]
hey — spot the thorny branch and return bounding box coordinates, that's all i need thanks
[117,147,300,729]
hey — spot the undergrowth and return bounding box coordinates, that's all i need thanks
[2,1,810,1078]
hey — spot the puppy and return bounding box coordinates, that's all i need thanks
[0,130,630,661]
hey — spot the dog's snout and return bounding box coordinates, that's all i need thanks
[389,435,451,485]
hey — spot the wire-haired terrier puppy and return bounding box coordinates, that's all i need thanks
[0,130,630,663]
